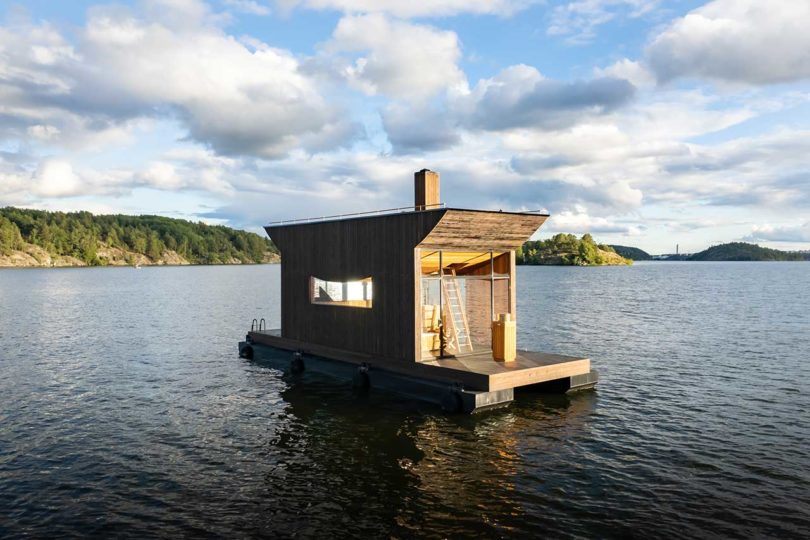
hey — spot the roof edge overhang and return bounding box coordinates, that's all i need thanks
[263,207,549,252]
[417,209,548,252]
[265,207,546,231]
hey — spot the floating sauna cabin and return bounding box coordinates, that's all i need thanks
[240,169,597,412]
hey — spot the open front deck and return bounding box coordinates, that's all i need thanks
[247,329,590,392]
[422,350,591,392]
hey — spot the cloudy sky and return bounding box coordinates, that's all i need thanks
[1,0,808,253]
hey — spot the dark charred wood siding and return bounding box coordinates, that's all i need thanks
[267,210,446,363]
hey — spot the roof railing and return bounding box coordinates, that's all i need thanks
[266,203,447,227]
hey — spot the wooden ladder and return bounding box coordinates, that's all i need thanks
[441,269,473,354]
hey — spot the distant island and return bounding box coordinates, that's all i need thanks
[609,245,652,261]
[518,234,633,266]
[638,242,807,262]
[0,208,279,268]
[687,242,806,261]
[516,238,808,266]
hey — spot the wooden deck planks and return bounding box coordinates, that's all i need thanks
[249,330,589,392]
[421,350,590,391]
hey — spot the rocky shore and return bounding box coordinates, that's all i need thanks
[0,242,279,268]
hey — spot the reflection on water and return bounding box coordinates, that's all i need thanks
[1,263,809,538]
[248,361,599,538]
[399,392,598,538]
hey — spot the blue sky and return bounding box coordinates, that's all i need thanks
[0,0,808,253]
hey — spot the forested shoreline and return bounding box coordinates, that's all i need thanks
[3,207,805,269]
[0,208,278,267]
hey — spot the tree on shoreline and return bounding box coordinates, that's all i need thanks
[0,207,277,265]
[0,216,24,256]
[517,233,631,266]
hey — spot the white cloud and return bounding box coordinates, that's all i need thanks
[382,103,460,153]
[83,5,350,157]
[456,65,635,131]
[32,160,82,197]
[27,124,61,140]
[0,167,31,207]
[0,1,354,158]
[1,146,241,206]
[381,64,637,153]
[546,206,643,235]
[139,162,185,190]
[648,129,810,207]
[24,159,144,200]
[548,0,658,44]
[484,87,810,219]
[647,0,810,85]
[278,0,533,18]
[198,150,421,227]
[745,222,810,243]
[594,59,655,88]
[140,0,223,29]
[616,91,756,141]
[0,22,78,98]
[663,218,728,233]
[224,0,272,15]
[326,14,465,101]
[179,149,646,228]
[151,148,238,194]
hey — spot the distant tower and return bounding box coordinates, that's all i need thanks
[676,243,679,256]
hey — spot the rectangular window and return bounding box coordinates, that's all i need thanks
[311,276,373,308]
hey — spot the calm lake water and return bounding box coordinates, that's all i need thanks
[1,262,808,538]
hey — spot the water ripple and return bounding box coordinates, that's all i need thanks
[1,263,809,538]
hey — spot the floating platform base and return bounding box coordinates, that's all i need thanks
[240,329,597,413]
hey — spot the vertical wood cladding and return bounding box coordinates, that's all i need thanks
[267,210,446,363]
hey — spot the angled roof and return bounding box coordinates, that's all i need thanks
[418,209,547,251]
[265,207,547,253]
